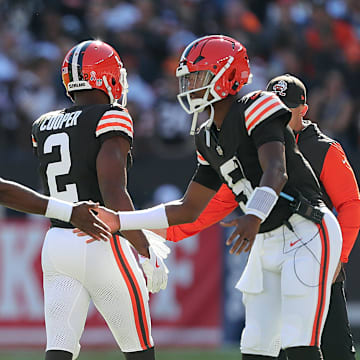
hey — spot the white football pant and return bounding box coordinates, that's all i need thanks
[42,228,153,359]
[237,208,342,357]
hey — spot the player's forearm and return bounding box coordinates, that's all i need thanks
[117,181,214,231]
[0,179,74,222]
[167,195,237,241]
[118,201,202,233]
[247,143,287,222]
[259,161,288,194]
[0,179,48,215]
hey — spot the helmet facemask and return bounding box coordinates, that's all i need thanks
[176,56,234,135]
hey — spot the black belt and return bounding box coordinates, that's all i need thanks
[280,192,324,224]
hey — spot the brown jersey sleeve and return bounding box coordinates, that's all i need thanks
[320,142,360,262]
[166,184,238,242]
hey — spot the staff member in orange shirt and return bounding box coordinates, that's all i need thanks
[166,74,360,360]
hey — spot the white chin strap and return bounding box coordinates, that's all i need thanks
[189,112,198,135]
[205,104,214,147]
[188,91,213,136]
[190,103,214,148]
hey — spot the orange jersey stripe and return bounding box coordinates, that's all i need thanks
[31,135,37,146]
[246,102,280,131]
[245,95,274,123]
[100,114,133,126]
[96,122,133,134]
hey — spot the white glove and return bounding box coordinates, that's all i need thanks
[139,246,169,293]
[142,229,171,259]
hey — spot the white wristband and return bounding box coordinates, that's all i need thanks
[119,204,169,230]
[245,186,278,222]
[45,198,73,223]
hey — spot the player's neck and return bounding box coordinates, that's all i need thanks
[212,96,234,130]
[73,90,110,106]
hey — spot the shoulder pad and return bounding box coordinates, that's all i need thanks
[95,106,133,139]
[240,90,288,135]
[240,90,274,104]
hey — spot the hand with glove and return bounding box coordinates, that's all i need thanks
[142,230,170,258]
[139,246,169,293]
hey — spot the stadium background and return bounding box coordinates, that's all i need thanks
[0,0,360,358]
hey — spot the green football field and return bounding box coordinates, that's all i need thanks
[0,348,359,360]
[0,348,238,360]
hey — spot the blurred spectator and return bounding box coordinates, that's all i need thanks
[0,0,359,215]
[308,69,354,139]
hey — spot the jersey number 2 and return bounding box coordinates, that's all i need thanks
[44,133,79,202]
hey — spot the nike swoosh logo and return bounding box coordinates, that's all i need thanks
[290,239,302,247]
[155,259,160,268]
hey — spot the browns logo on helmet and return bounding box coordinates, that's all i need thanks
[61,40,128,106]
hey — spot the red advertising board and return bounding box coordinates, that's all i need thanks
[0,219,222,348]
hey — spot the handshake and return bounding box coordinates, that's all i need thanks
[72,205,170,294]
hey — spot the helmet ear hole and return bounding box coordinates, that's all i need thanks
[228,69,236,82]
[112,77,116,86]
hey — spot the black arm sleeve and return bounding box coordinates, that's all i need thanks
[192,164,222,191]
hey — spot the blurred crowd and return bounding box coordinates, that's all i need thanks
[1,0,360,209]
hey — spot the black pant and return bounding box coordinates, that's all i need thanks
[278,281,355,360]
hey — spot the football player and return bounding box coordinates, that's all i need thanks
[157,75,360,360]
[0,177,112,240]
[31,40,168,360]
[101,35,343,360]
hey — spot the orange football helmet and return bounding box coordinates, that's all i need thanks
[176,35,251,134]
[61,40,128,105]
